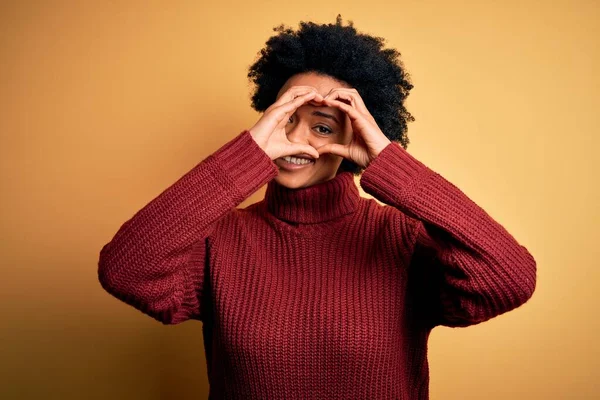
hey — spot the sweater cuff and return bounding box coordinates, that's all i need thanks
[207,130,279,203]
[360,142,433,208]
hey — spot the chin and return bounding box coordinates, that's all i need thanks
[273,157,343,189]
[275,168,341,189]
[274,173,314,189]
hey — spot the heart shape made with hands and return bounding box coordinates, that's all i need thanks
[249,86,391,168]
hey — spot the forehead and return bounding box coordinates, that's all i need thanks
[277,72,350,98]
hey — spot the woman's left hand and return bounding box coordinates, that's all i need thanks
[317,88,391,168]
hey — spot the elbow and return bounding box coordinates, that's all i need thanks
[97,242,122,294]
[443,251,537,328]
[485,249,538,320]
[97,245,194,326]
[508,245,537,308]
[481,244,538,318]
[97,250,133,310]
[96,243,149,320]
[97,244,113,290]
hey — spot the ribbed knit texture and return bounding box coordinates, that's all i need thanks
[98,131,537,399]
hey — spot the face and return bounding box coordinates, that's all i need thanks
[273,72,353,189]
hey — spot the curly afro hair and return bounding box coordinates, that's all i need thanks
[248,15,415,174]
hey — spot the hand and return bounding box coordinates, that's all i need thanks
[317,88,391,168]
[249,86,324,160]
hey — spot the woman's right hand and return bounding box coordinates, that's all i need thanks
[249,86,323,160]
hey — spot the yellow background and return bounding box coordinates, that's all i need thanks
[1,1,598,399]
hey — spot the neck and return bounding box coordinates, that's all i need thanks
[265,172,360,224]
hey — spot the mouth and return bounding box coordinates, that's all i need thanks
[275,154,316,171]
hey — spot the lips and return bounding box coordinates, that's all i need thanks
[276,154,315,170]
[282,155,313,165]
[290,153,315,160]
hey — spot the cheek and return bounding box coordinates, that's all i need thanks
[317,152,344,168]
[310,134,346,147]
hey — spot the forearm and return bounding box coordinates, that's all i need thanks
[360,142,537,325]
[98,131,278,323]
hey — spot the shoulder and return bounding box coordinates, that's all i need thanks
[212,200,268,232]
[357,196,420,238]
[357,196,401,220]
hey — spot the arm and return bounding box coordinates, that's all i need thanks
[360,142,537,328]
[98,131,277,324]
[98,86,325,325]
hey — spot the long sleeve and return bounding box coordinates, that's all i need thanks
[97,131,278,324]
[360,142,537,328]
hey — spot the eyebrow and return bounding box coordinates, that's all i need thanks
[311,110,340,125]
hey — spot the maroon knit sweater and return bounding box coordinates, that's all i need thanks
[98,131,536,399]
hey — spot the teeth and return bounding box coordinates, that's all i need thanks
[282,156,313,165]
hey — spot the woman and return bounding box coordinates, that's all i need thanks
[98,16,537,399]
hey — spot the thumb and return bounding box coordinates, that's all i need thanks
[317,143,350,159]
[285,143,320,160]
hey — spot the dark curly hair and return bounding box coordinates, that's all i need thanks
[248,15,415,174]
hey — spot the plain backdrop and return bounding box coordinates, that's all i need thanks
[1,1,598,399]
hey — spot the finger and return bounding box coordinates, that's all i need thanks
[273,91,320,124]
[339,88,369,113]
[272,86,320,108]
[324,88,369,115]
[269,91,319,131]
[316,143,351,159]
[324,90,354,107]
[324,89,357,107]
[311,92,325,103]
[267,89,313,112]
[307,96,325,107]
[322,97,364,123]
[286,143,320,160]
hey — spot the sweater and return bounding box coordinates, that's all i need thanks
[98,130,537,399]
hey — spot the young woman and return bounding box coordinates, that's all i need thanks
[98,17,537,399]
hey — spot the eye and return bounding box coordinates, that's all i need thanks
[314,125,333,134]
[287,115,294,124]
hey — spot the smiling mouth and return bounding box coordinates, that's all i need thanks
[281,155,314,165]
[276,155,316,170]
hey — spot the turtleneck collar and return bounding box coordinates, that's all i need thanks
[264,171,360,224]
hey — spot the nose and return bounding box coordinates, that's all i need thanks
[285,120,311,144]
